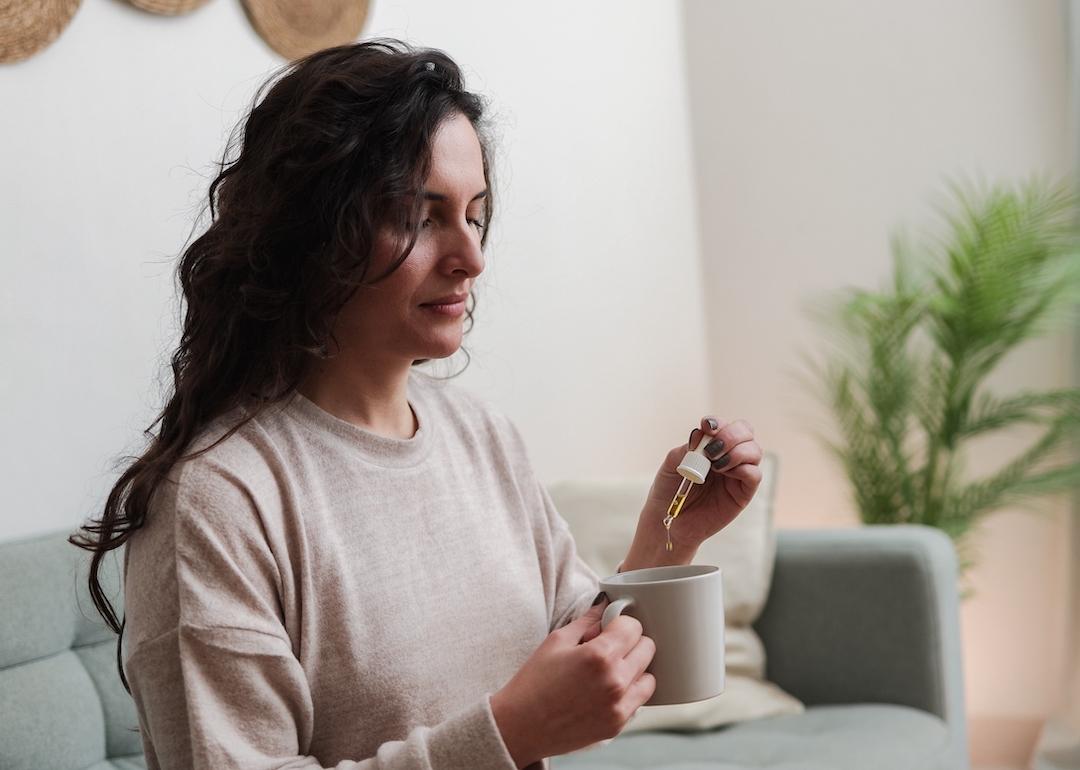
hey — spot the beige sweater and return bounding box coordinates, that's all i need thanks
[122,370,601,769]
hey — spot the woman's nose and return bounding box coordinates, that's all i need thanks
[442,222,485,277]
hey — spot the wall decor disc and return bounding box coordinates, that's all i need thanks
[126,0,214,16]
[0,0,82,64]
[240,0,371,61]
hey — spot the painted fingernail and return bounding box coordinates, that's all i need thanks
[705,439,725,458]
[706,418,719,431]
[592,591,608,606]
[712,453,731,469]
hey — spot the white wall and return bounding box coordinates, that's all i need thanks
[682,1,1073,765]
[0,1,708,544]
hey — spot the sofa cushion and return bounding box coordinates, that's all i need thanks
[550,704,954,770]
[85,758,147,770]
[549,451,803,733]
[0,532,142,770]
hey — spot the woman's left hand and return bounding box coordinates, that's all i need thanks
[641,416,763,552]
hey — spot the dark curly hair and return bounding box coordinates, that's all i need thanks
[68,38,496,694]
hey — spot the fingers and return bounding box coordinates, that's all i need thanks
[562,601,607,644]
[682,417,763,505]
[687,416,720,450]
[580,596,607,643]
[585,614,643,659]
[710,435,762,468]
[722,460,762,486]
[619,633,656,684]
[688,418,760,471]
[626,671,657,708]
[580,621,603,644]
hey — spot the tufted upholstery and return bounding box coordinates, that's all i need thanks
[0,525,967,770]
[0,531,144,770]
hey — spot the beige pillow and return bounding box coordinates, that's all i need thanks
[547,451,804,732]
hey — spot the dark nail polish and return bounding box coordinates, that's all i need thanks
[591,591,608,606]
[712,453,731,469]
[707,418,719,431]
[705,439,725,458]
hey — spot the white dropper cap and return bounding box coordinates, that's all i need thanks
[676,433,715,485]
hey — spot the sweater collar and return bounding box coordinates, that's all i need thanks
[283,372,435,468]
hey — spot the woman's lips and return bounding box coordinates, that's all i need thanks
[420,300,466,317]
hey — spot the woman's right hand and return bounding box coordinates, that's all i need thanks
[489,599,656,768]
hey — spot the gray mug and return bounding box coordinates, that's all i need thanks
[599,564,725,706]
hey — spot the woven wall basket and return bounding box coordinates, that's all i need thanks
[125,0,214,15]
[241,0,370,61]
[0,0,82,64]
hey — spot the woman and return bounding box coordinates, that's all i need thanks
[71,38,763,770]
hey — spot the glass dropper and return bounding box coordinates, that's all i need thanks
[662,433,715,551]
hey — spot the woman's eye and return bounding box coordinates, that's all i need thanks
[412,216,483,232]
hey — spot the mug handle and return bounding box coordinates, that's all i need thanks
[601,597,634,630]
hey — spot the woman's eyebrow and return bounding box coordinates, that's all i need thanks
[421,189,488,202]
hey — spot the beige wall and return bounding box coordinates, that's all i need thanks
[682,1,1074,765]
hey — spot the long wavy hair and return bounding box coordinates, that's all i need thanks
[68,38,496,694]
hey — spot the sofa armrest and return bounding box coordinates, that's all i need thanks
[753,525,966,738]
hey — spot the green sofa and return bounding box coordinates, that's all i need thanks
[0,525,968,769]
[553,526,969,770]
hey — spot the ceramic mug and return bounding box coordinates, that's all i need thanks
[599,564,724,706]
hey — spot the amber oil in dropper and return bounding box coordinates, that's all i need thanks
[663,431,717,551]
[663,477,693,551]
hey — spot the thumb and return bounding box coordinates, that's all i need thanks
[560,596,607,643]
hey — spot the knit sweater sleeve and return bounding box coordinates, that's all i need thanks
[123,458,520,770]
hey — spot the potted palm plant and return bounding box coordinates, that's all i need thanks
[805,175,1080,587]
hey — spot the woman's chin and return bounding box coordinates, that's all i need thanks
[419,335,464,360]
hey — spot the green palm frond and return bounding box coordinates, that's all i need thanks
[804,175,1080,586]
[959,389,1080,438]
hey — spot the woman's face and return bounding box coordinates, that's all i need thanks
[332,111,487,365]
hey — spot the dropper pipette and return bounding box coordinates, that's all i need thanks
[662,433,716,551]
